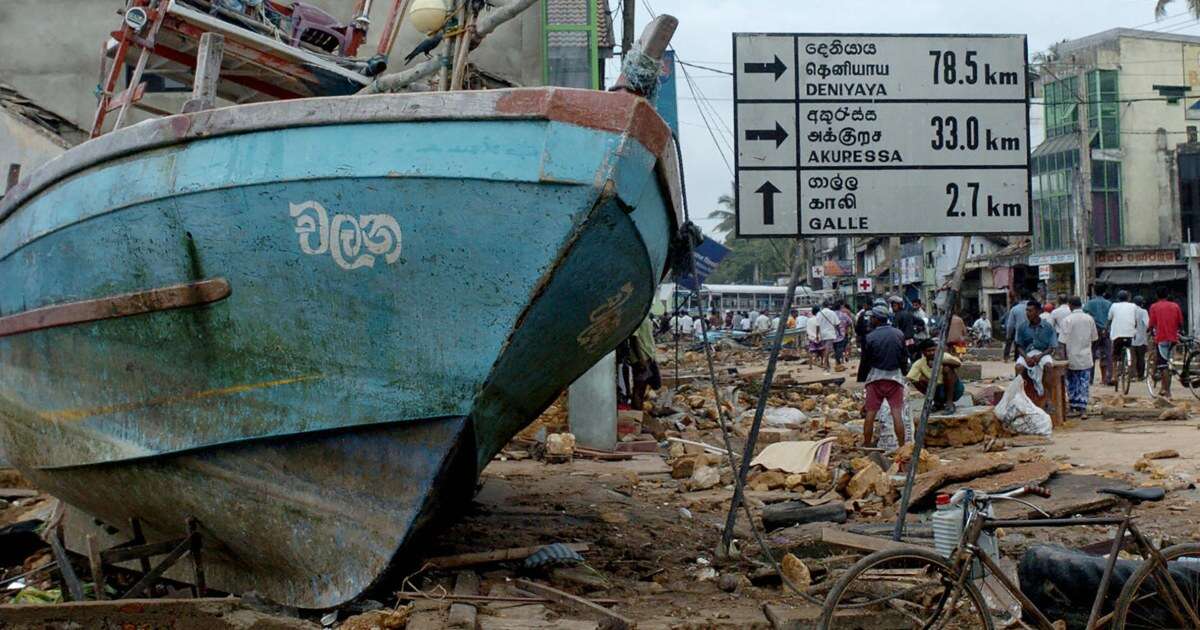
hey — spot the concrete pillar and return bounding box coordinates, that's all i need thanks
[568,351,617,451]
[1188,255,1200,336]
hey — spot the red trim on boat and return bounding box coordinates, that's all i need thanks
[0,279,231,338]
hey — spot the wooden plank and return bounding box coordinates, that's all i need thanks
[994,474,1119,519]
[762,502,847,531]
[0,279,231,339]
[514,579,632,630]
[0,488,38,499]
[86,535,105,601]
[908,457,1015,505]
[182,32,224,113]
[941,461,1059,495]
[47,529,84,602]
[820,528,928,554]
[394,592,619,605]
[424,543,590,570]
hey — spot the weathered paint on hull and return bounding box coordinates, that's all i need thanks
[0,89,679,608]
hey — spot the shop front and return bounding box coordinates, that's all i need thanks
[1029,252,1077,300]
[1095,248,1188,308]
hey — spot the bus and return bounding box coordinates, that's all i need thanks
[655,283,830,316]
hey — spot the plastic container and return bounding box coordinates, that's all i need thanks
[932,494,963,558]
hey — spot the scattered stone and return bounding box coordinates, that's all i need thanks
[1159,408,1187,421]
[341,607,412,630]
[689,465,721,491]
[718,573,741,593]
[846,462,890,500]
[892,443,939,474]
[1143,449,1180,460]
[600,511,629,524]
[780,553,812,590]
[545,432,576,463]
[748,470,788,492]
[671,454,707,479]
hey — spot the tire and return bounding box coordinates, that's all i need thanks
[816,547,994,630]
[1185,351,1200,401]
[1116,347,1130,395]
[1147,355,1165,400]
[1112,542,1200,629]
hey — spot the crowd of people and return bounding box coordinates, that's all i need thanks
[999,284,1186,415]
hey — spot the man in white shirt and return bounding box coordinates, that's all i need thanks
[739,312,752,331]
[817,302,842,372]
[1131,295,1150,380]
[749,309,760,326]
[805,305,823,367]
[672,310,693,340]
[1048,294,1071,333]
[1060,297,1098,415]
[1108,290,1138,382]
[754,310,772,333]
[972,313,992,345]
[692,313,707,339]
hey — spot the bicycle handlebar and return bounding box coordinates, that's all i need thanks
[949,483,1051,506]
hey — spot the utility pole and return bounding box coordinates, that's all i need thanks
[621,0,635,61]
[1076,73,1094,297]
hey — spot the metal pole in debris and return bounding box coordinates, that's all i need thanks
[892,234,972,541]
[720,239,804,554]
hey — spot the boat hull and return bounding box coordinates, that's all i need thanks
[0,88,679,608]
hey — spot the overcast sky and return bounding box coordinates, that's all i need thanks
[605,0,1197,241]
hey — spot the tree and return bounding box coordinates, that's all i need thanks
[703,188,795,284]
[706,192,737,235]
[1156,0,1200,17]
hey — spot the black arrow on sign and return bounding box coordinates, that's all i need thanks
[745,122,789,148]
[756,181,781,225]
[743,55,788,80]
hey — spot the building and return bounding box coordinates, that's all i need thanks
[1032,28,1198,324]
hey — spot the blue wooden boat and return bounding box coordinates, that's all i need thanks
[0,87,681,608]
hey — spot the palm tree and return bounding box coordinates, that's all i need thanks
[706,191,737,235]
[1156,0,1200,17]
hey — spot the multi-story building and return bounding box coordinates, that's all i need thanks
[1032,28,1199,325]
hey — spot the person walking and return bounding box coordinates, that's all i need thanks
[889,296,917,357]
[1003,293,1031,361]
[858,306,910,450]
[806,305,823,367]
[1132,296,1149,380]
[1059,297,1098,415]
[1108,290,1137,383]
[1084,285,1114,385]
[1148,286,1185,398]
[946,312,968,355]
[817,301,842,372]
[1048,294,1071,334]
[833,301,854,370]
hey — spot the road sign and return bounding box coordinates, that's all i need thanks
[857,277,873,293]
[733,33,1031,237]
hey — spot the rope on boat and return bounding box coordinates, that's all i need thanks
[620,49,662,99]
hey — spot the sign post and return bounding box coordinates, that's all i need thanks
[725,33,1032,546]
[733,33,1030,237]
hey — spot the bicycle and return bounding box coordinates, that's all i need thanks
[817,484,1198,629]
[1112,339,1132,395]
[1146,335,1200,400]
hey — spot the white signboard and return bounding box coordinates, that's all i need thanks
[1038,264,1051,281]
[856,277,873,293]
[733,33,1031,237]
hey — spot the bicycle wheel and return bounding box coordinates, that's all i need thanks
[1184,350,1200,401]
[1113,543,1200,629]
[817,547,993,630]
[1147,353,1166,400]
[1116,347,1130,395]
